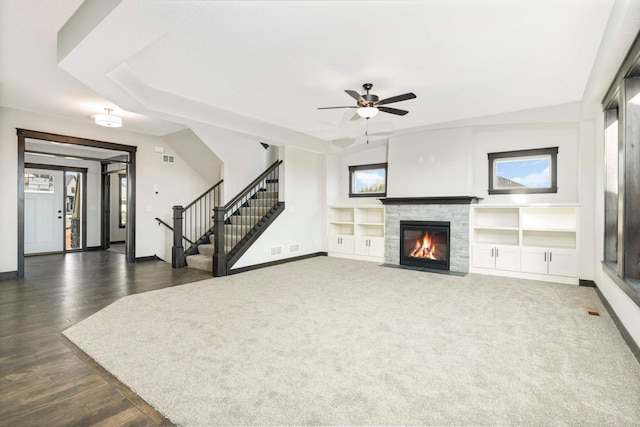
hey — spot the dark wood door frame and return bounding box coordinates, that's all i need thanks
[100,163,128,250]
[17,129,138,277]
[101,163,111,251]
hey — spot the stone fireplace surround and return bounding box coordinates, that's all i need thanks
[381,197,479,273]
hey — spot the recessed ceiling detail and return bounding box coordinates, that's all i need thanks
[1,0,617,144]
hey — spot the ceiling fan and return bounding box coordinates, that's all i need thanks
[318,83,416,120]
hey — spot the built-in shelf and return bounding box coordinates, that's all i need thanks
[328,205,385,262]
[470,205,579,285]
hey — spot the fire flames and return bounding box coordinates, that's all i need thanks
[409,232,439,260]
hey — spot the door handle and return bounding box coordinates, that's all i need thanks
[544,252,546,262]
[549,252,552,262]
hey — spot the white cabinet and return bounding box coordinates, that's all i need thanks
[521,248,577,277]
[328,236,354,254]
[472,244,520,271]
[328,206,384,262]
[355,237,385,258]
[470,205,579,285]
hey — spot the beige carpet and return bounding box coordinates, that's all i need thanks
[63,257,640,426]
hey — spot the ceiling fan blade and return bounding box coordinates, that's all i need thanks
[317,106,357,110]
[376,92,416,106]
[378,106,409,116]
[345,90,363,102]
[350,112,361,121]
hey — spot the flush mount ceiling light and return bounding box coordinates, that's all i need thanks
[95,108,122,127]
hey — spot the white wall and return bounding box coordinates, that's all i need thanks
[327,139,388,206]
[0,107,210,273]
[163,129,223,185]
[388,127,474,198]
[191,126,268,203]
[578,120,596,280]
[473,124,579,204]
[232,145,325,269]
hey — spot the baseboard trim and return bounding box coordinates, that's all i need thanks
[593,285,640,364]
[110,240,125,244]
[86,246,102,251]
[0,270,19,280]
[229,252,327,275]
[135,256,160,263]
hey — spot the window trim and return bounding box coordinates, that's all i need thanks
[348,163,388,198]
[487,147,558,195]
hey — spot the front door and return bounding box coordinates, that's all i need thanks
[24,168,64,254]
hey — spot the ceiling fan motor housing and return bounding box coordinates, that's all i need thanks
[361,93,378,106]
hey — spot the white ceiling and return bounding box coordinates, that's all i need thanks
[0,0,616,146]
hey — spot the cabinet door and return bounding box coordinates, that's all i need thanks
[328,236,342,253]
[368,238,385,258]
[548,249,577,277]
[494,245,520,271]
[472,245,495,269]
[521,247,549,274]
[354,237,369,256]
[339,236,355,254]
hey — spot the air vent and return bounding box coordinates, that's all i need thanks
[585,307,601,316]
[270,246,282,256]
[289,244,300,253]
[162,155,175,164]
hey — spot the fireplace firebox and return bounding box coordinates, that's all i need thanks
[400,220,450,270]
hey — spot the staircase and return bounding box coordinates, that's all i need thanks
[159,160,284,276]
[185,189,281,272]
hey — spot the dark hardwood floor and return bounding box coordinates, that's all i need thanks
[0,249,212,426]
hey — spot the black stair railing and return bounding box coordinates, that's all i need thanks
[156,179,223,268]
[213,160,282,276]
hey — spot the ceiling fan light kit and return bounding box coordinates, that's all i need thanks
[357,106,379,118]
[95,108,122,127]
[318,83,416,120]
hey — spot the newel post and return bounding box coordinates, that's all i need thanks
[212,206,227,276]
[172,205,186,268]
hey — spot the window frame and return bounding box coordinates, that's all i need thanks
[487,147,558,195]
[348,163,388,198]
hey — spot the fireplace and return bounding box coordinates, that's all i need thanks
[400,220,450,270]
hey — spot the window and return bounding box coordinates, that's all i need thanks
[604,108,619,268]
[488,147,558,195]
[349,163,387,198]
[24,173,54,193]
[119,174,127,228]
[601,33,640,305]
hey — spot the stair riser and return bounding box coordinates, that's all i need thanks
[254,191,278,199]
[239,207,270,216]
[229,216,263,226]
